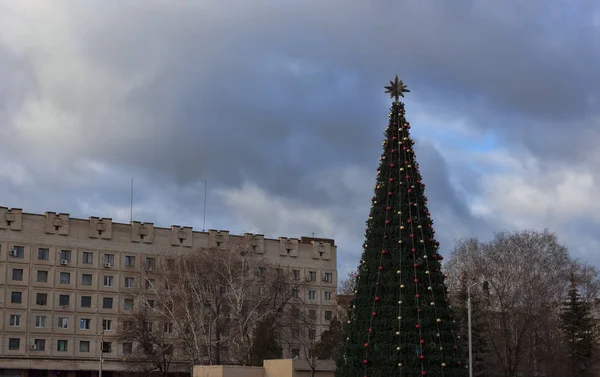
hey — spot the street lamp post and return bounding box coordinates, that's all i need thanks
[467,281,477,377]
[99,327,104,377]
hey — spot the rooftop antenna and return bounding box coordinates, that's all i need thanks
[312,232,315,238]
[130,178,134,222]
[202,180,207,231]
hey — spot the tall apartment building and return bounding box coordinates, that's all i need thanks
[0,207,338,377]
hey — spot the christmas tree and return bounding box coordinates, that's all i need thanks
[336,76,465,377]
[559,276,598,377]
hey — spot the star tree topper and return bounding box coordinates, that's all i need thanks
[384,74,410,102]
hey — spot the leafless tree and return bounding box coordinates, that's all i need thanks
[117,305,177,377]
[445,230,579,377]
[119,239,303,372]
[338,270,358,295]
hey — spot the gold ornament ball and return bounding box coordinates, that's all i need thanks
[398,363,402,367]
[397,347,401,351]
[442,363,447,367]
[396,331,400,335]
[400,284,405,288]
[436,318,441,323]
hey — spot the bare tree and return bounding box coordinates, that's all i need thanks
[337,269,358,295]
[446,230,576,377]
[119,239,302,372]
[117,306,176,377]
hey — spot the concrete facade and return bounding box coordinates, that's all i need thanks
[193,359,335,377]
[0,207,338,375]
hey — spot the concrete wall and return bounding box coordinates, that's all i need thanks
[193,359,336,377]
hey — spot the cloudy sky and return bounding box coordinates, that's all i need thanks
[1,0,600,279]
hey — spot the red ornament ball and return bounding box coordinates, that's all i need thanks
[388,191,393,196]
[372,311,377,316]
[422,372,427,376]
[382,250,387,255]
[389,177,394,182]
[420,339,425,344]
[375,296,380,301]
[385,220,391,224]
[363,359,368,364]
[390,163,395,167]
[457,361,461,365]
[415,324,420,328]
[386,206,391,210]
[420,355,425,360]
[364,343,369,347]
[378,266,383,271]
[369,328,373,333]
[392,136,397,140]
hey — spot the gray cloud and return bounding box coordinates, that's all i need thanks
[1,0,600,280]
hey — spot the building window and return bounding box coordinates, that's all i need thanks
[309,271,317,282]
[164,322,173,334]
[291,308,300,318]
[103,319,113,331]
[38,248,49,260]
[293,270,300,280]
[124,277,134,288]
[36,293,48,305]
[104,275,114,287]
[291,348,300,359]
[11,291,22,304]
[308,310,316,319]
[12,268,23,281]
[323,272,333,283]
[124,299,134,310]
[58,317,68,329]
[11,245,25,258]
[147,300,155,309]
[82,252,93,264]
[292,287,299,298]
[324,291,332,301]
[292,327,300,337]
[82,274,93,286]
[104,254,115,266]
[35,316,47,328]
[57,340,68,352]
[256,266,265,276]
[59,294,70,307]
[103,297,113,309]
[80,341,90,353]
[81,296,92,308]
[34,339,46,351]
[125,255,135,267]
[145,257,155,270]
[308,328,316,341]
[60,272,71,284]
[144,321,153,331]
[37,270,48,283]
[60,250,71,262]
[123,342,133,355]
[308,290,316,300]
[9,314,21,327]
[80,318,91,330]
[8,338,20,350]
[166,258,175,270]
[123,320,133,331]
[325,310,332,321]
[145,279,155,290]
[102,342,112,353]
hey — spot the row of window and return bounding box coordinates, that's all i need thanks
[8,314,118,330]
[7,246,149,268]
[7,291,136,310]
[9,268,142,288]
[7,337,130,354]
[7,247,334,282]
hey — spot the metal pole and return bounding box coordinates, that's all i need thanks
[467,282,478,377]
[99,328,104,377]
